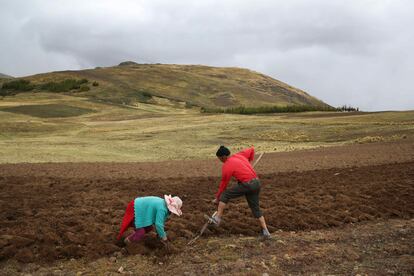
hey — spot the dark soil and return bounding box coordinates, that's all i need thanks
[0,138,413,180]
[1,161,413,264]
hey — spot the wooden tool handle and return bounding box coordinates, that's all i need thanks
[252,152,265,168]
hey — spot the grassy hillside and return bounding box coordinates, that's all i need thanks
[0,92,412,163]
[6,63,329,109]
[1,63,411,163]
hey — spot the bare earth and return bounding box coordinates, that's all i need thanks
[1,138,413,179]
[0,139,413,275]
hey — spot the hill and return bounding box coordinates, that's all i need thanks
[12,62,329,109]
[0,72,13,79]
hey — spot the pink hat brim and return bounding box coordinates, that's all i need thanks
[164,195,182,216]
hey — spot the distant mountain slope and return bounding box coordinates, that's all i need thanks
[23,63,329,108]
[0,73,13,79]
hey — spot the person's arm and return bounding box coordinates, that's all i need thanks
[215,165,232,200]
[155,209,168,240]
[237,146,255,162]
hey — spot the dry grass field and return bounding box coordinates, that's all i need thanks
[0,92,413,163]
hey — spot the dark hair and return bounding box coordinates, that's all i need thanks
[216,146,230,157]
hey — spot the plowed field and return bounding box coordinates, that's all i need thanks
[1,161,413,263]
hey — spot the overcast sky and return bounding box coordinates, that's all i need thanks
[1,0,413,111]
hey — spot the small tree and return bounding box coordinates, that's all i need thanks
[79,85,90,92]
[2,79,34,91]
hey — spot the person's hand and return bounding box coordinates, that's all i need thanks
[161,237,170,251]
[212,198,218,204]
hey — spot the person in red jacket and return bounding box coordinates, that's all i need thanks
[211,145,271,239]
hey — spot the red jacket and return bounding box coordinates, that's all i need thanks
[216,147,257,199]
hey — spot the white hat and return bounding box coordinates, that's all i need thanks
[164,195,183,216]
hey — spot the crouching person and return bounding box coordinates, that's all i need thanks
[117,195,182,249]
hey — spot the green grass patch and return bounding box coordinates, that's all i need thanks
[39,79,88,92]
[201,105,337,114]
[1,78,91,95]
[1,80,34,95]
[137,90,153,103]
[0,104,95,118]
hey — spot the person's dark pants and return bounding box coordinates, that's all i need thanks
[219,178,263,218]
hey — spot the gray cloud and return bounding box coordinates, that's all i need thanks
[0,0,413,110]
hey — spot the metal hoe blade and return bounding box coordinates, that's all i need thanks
[187,212,217,245]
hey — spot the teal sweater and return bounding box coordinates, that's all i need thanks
[134,196,170,238]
